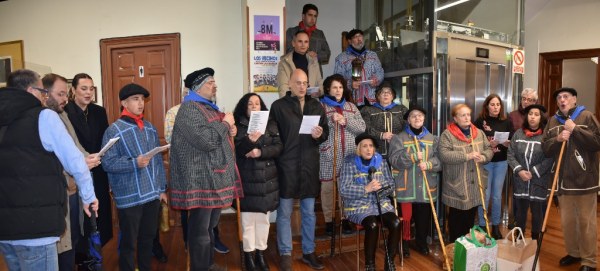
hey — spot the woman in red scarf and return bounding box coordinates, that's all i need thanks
[438,104,493,242]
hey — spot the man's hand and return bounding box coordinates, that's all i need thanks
[557,130,571,142]
[83,199,99,217]
[311,125,323,139]
[564,119,576,132]
[229,125,237,137]
[223,112,235,127]
[137,155,151,168]
[370,75,379,87]
[86,153,101,170]
[245,148,262,158]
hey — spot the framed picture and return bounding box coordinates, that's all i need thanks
[0,40,24,86]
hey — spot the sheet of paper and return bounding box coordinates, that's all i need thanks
[299,115,321,134]
[494,131,510,144]
[307,87,320,95]
[98,137,120,157]
[248,111,269,134]
[143,144,171,159]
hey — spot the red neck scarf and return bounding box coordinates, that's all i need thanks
[121,108,144,130]
[299,21,317,38]
[447,123,479,143]
[524,128,543,137]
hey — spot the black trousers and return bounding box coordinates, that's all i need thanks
[188,208,221,271]
[117,200,160,271]
[58,194,81,271]
[412,202,433,247]
[448,206,478,242]
[361,212,401,265]
[514,198,546,238]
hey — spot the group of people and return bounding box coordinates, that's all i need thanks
[0,4,598,271]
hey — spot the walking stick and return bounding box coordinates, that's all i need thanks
[413,137,451,271]
[330,124,339,257]
[532,140,566,271]
[471,130,491,235]
[370,167,396,271]
[230,132,246,270]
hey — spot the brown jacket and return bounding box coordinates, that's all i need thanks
[276,51,322,97]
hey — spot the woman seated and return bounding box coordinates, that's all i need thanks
[340,133,400,271]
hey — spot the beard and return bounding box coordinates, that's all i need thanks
[46,97,64,113]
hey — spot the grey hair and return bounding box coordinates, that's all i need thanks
[521,88,538,100]
[7,69,40,90]
[191,76,212,93]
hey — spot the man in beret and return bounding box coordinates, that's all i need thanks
[169,68,242,271]
[101,83,167,271]
[334,28,384,107]
[542,87,599,271]
[0,69,98,271]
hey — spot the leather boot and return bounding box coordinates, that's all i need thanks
[342,219,356,234]
[385,259,396,271]
[491,225,503,240]
[244,250,256,271]
[402,240,410,257]
[364,263,376,271]
[255,249,270,271]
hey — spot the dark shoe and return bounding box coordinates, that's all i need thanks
[491,225,503,240]
[152,246,168,263]
[580,266,597,271]
[208,264,227,271]
[342,219,355,234]
[402,240,410,257]
[325,222,334,236]
[560,255,582,266]
[279,255,292,271]
[364,263,376,271]
[244,251,257,271]
[255,249,270,271]
[416,243,430,256]
[531,232,540,240]
[384,259,396,271]
[214,238,230,254]
[302,253,324,270]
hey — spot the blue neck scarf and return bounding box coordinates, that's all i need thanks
[321,95,345,108]
[346,45,366,57]
[184,91,220,112]
[373,102,397,111]
[554,105,585,124]
[405,125,430,150]
[354,152,383,174]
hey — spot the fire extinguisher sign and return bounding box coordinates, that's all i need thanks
[512,49,525,74]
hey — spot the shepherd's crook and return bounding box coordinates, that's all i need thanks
[532,140,566,271]
[472,130,491,235]
[414,136,451,271]
[330,123,339,257]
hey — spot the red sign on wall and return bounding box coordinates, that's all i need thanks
[512,49,525,74]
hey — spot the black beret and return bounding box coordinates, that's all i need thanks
[553,87,577,99]
[403,106,427,120]
[523,104,547,114]
[184,67,214,89]
[119,83,149,101]
[355,132,379,149]
[346,29,364,40]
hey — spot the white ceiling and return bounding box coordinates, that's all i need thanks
[525,0,552,23]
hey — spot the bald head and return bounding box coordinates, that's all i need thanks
[289,69,308,98]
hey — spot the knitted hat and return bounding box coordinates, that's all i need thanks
[184,67,214,90]
[119,83,149,101]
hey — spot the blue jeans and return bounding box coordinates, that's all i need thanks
[0,242,58,271]
[478,160,508,226]
[276,197,316,255]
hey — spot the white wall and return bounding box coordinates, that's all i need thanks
[524,0,600,90]
[562,58,597,113]
[285,0,356,79]
[0,0,245,111]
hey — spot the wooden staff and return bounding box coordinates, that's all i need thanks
[230,132,245,270]
[471,129,491,236]
[330,123,339,257]
[532,140,566,271]
[413,136,451,271]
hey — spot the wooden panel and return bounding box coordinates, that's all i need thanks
[147,74,167,142]
[117,52,135,71]
[147,49,166,69]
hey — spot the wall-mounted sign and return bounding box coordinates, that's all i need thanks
[512,49,525,74]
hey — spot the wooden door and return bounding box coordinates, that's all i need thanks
[100,33,181,144]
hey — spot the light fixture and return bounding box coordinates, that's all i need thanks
[435,0,471,12]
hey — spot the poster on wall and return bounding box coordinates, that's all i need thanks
[251,15,281,93]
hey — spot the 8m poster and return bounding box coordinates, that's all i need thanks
[252,15,281,92]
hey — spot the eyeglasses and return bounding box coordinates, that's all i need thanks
[32,87,49,97]
[379,91,393,96]
[521,96,537,103]
[295,81,308,87]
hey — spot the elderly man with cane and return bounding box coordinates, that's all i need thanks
[541,87,600,271]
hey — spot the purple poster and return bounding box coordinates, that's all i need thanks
[254,15,280,51]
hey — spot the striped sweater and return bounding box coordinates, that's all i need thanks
[438,128,493,210]
[101,118,166,209]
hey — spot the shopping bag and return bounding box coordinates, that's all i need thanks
[497,227,539,271]
[454,225,497,271]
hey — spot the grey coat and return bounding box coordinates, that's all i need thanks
[438,127,493,210]
[507,129,553,201]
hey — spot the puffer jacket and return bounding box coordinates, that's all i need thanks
[234,116,282,213]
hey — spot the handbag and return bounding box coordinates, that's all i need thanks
[497,227,539,271]
[454,225,498,271]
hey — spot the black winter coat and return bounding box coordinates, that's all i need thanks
[235,116,282,213]
[271,93,329,199]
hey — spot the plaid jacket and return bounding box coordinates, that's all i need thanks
[318,101,365,181]
[333,50,384,106]
[101,118,166,209]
